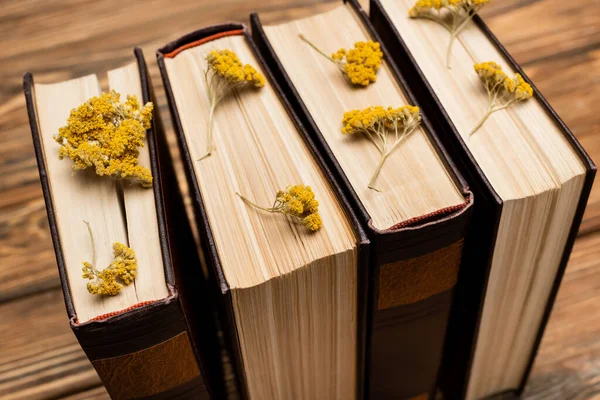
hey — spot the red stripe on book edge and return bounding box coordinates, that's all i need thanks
[84,300,158,322]
[163,29,245,58]
[387,193,472,231]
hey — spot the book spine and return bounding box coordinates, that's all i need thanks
[73,300,208,399]
[366,205,470,399]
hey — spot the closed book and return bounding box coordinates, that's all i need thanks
[250,1,473,398]
[24,49,224,399]
[157,24,370,400]
[367,0,596,398]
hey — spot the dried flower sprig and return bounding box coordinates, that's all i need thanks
[299,34,383,87]
[55,90,154,187]
[409,0,491,68]
[201,49,265,160]
[470,61,533,136]
[81,221,137,296]
[342,105,421,191]
[237,185,322,232]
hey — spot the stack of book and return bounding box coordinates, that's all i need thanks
[24,1,594,399]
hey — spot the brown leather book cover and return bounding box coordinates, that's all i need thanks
[250,1,473,398]
[157,24,371,400]
[23,49,225,399]
[367,1,597,398]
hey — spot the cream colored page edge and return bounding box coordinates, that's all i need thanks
[263,4,465,229]
[231,248,358,400]
[164,35,357,289]
[466,174,585,399]
[35,76,138,322]
[382,0,585,200]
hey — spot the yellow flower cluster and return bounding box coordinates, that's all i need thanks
[81,222,137,296]
[409,0,491,68]
[474,61,533,101]
[342,105,421,135]
[409,0,489,13]
[331,41,383,86]
[470,61,533,135]
[341,106,421,191]
[55,90,154,187]
[410,0,490,14]
[238,185,323,232]
[206,49,265,88]
[200,49,265,160]
[299,34,383,87]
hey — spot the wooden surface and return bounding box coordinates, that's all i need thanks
[0,0,598,398]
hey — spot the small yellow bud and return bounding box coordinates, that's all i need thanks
[299,34,383,87]
[303,213,323,232]
[237,185,323,232]
[81,221,138,296]
[470,62,533,136]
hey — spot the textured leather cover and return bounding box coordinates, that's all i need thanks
[250,1,473,398]
[23,49,223,399]
[367,0,597,398]
[157,24,371,400]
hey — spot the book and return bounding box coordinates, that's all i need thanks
[251,1,473,398]
[23,49,225,399]
[157,25,370,400]
[368,0,597,398]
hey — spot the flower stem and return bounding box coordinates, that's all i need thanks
[416,13,452,32]
[236,193,277,213]
[83,220,98,275]
[446,11,475,69]
[368,153,389,192]
[469,107,493,136]
[454,11,476,38]
[198,103,216,161]
[446,32,457,69]
[299,33,344,73]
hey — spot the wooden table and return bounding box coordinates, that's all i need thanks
[1,0,598,398]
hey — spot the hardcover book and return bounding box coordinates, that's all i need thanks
[157,25,370,400]
[24,49,224,399]
[368,0,596,398]
[251,1,473,398]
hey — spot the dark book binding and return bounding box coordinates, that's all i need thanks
[157,24,371,400]
[250,1,474,398]
[23,49,225,399]
[367,1,597,398]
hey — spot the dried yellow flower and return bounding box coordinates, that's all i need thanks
[237,185,323,232]
[470,61,533,136]
[299,34,383,87]
[81,221,137,296]
[201,49,265,160]
[55,90,153,187]
[409,0,491,68]
[341,105,421,191]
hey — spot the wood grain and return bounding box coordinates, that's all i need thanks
[0,290,101,399]
[0,0,597,398]
[60,387,108,400]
